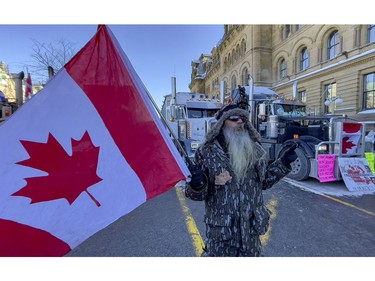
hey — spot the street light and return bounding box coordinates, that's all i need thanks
[324,96,343,107]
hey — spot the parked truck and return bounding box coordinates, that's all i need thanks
[161,78,223,158]
[226,80,367,182]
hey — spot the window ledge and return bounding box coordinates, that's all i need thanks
[358,109,375,114]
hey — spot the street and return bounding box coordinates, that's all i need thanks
[66,178,375,257]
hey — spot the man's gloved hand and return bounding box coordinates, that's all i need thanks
[188,162,207,190]
[279,143,298,167]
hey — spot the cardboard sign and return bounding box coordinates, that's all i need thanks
[338,157,375,191]
[317,154,336,182]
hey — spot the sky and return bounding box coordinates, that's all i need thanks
[0,24,224,108]
[0,1,369,109]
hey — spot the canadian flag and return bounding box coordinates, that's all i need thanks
[25,73,33,100]
[341,122,362,155]
[0,25,190,256]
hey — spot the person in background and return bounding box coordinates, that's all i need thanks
[185,104,297,257]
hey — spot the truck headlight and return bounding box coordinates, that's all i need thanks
[317,144,328,151]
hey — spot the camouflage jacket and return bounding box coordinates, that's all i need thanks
[185,137,290,230]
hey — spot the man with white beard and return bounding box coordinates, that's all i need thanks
[185,104,297,257]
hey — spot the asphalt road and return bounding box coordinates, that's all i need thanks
[66,178,375,257]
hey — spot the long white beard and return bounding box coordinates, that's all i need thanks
[223,126,256,182]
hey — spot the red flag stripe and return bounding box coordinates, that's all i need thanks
[65,25,184,200]
[0,219,71,257]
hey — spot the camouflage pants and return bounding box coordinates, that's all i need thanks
[201,235,262,257]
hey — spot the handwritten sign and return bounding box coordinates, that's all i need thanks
[364,152,375,173]
[317,154,336,182]
[338,157,375,191]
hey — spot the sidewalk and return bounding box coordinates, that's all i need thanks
[283,177,375,198]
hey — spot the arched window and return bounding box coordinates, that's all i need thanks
[280,59,287,79]
[368,25,375,43]
[231,75,237,91]
[241,68,249,85]
[300,47,309,71]
[236,45,240,61]
[327,31,339,60]
[240,39,246,56]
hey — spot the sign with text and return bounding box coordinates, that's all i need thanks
[338,157,375,191]
[317,154,336,182]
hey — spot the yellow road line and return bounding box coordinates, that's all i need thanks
[285,179,375,216]
[260,197,278,246]
[175,187,205,257]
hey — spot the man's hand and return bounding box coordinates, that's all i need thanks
[188,162,207,190]
[279,143,298,167]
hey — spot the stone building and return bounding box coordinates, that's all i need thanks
[189,25,375,121]
[0,61,17,103]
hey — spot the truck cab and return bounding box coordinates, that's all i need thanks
[230,84,367,182]
[161,92,222,158]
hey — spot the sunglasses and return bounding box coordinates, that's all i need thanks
[227,115,243,122]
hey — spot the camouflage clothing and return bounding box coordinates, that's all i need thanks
[185,107,291,257]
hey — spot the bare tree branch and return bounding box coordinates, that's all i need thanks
[27,38,76,84]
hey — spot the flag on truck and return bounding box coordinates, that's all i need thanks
[24,72,33,100]
[0,25,190,257]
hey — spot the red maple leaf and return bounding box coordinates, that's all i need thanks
[342,136,356,154]
[13,131,102,206]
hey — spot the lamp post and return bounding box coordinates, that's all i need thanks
[324,96,343,114]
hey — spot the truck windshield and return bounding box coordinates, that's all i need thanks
[187,109,218,118]
[275,104,306,117]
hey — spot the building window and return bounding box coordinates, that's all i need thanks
[300,47,309,71]
[241,68,249,85]
[368,25,375,43]
[327,31,339,60]
[284,25,291,39]
[280,59,287,79]
[324,83,337,114]
[363,72,375,110]
[298,90,306,103]
[241,39,246,56]
[231,75,237,91]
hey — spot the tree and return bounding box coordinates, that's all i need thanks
[28,38,76,84]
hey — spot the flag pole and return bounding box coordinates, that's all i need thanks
[139,82,193,166]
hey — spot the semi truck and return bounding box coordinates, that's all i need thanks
[226,80,367,182]
[160,78,223,158]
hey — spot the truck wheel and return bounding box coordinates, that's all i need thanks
[287,147,310,181]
